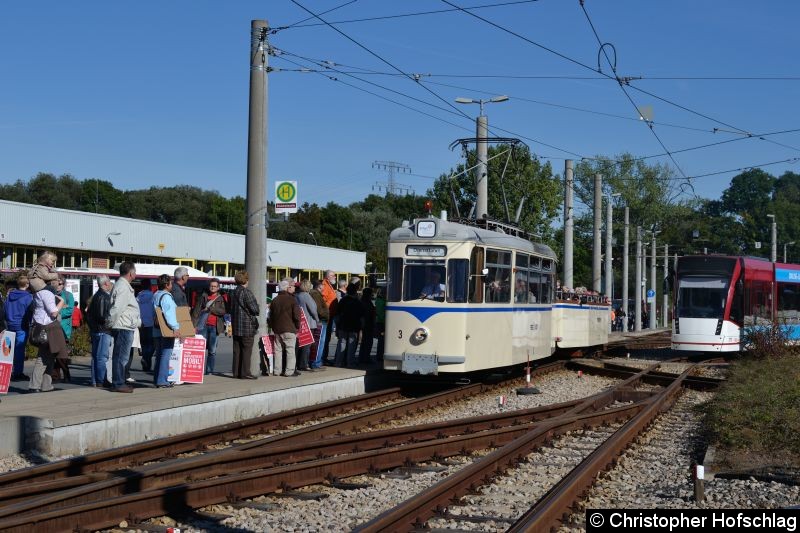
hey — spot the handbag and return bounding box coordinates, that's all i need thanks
[30,322,49,347]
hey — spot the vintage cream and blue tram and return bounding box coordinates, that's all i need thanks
[383,216,609,376]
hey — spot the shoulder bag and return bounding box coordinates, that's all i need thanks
[29,322,48,347]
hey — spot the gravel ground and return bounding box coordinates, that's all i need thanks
[116,370,621,532]
[558,389,800,532]
[0,454,32,474]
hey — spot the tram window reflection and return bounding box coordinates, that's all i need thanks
[404,261,446,301]
[387,258,403,302]
[447,259,469,303]
[677,276,728,319]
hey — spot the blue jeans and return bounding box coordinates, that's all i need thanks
[202,325,218,374]
[91,331,112,385]
[154,336,174,386]
[111,329,135,388]
[12,328,27,376]
[311,322,327,369]
[334,331,359,368]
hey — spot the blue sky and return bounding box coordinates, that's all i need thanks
[2,1,799,210]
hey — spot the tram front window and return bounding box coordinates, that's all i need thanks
[677,276,729,319]
[404,262,446,301]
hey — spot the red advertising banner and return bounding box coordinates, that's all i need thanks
[297,309,314,348]
[0,364,11,395]
[0,330,15,395]
[179,336,206,384]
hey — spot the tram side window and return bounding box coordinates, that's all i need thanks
[447,259,469,303]
[485,249,511,303]
[469,247,484,304]
[387,258,403,302]
[777,282,800,323]
[541,272,553,303]
[744,280,772,325]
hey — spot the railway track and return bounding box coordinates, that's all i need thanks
[0,360,719,532]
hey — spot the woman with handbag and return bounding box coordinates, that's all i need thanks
[230,270,259,379]
[28,282,66,393]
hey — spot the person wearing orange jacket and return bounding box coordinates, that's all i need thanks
[319,270,338,364]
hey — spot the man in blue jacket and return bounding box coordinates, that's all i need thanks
[4,275,33,381]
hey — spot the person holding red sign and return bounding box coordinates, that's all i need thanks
[294,280,319,372]
[152,274,181,388]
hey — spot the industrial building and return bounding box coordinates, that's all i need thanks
[0,199,366,281]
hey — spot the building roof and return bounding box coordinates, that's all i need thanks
[0,199,366,274]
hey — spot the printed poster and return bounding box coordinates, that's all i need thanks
[0,330,16,394]
[260,334,275,374]
[297,309,314,348]
[167,335,206,384]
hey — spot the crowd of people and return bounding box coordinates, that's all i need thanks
[0,252,387,394]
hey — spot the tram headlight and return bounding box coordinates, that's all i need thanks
[411,327,429,345]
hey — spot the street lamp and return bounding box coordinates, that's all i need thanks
[308,232,318,246]
[767,214,777,262]
[455,95,509,220]
[784,241,795,263]
[454,95,509,115]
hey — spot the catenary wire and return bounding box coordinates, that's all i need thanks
[288,0,475,122]
[275,0,540,31]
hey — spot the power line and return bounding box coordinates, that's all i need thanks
[579,1,688,180]
[274,0,359,32]
[277,0,540,30]
[275,54,473,133]
[688,157,800,180]
[439,0,757,139]
[289,0,474,122]
[421,78,716,133]
[274,47,587,159]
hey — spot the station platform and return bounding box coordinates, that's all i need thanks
[0,337,385,458]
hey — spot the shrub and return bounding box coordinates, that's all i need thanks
[740,321,797,359]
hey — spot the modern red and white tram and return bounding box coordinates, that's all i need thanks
[672,255,800,352]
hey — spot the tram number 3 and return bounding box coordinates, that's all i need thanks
[398,330,403,339]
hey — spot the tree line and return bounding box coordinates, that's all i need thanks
[3,153,799,286]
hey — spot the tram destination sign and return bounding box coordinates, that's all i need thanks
[275,181,298,214]
[406,245,447,257]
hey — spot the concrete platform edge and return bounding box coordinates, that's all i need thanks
[2,376,366,458]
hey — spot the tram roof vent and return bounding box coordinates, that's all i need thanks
[401,220,410,228]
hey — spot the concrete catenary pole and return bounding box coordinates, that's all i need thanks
[563,160,574,289]
[650,232,657,329]
[622,206,629,328]
[605,196,613,300]
[476,114,489,219]
[593,174,602,293]
[663,243,669,328]
[635,226,642,332]
[245,20,268,376]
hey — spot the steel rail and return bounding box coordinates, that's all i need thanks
[0,387,404,488]
[0,394,600,514]
[507,367,692,532]
[567,360,722,390]
[353,365,661,532]
[0,362,567,500]
[0,400,647,533]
